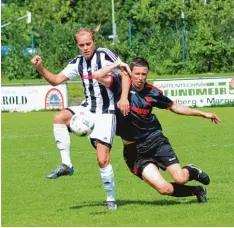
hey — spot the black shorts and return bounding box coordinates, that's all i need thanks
[123,132,179,179]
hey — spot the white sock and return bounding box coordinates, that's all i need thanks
[100,164,115,202]
[53,124,72,168]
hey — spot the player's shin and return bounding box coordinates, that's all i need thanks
[53,124,72,168]
[100,164,115,202]
[170,183,200,197]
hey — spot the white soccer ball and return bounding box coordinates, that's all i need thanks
[70,108,95,136]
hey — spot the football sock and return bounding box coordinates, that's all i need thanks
[183,165,199,181]
[100,164,115,202]
[170,183,199,197]
[53,124,72,168]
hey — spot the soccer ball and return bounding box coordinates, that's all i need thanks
[70,108,95,136]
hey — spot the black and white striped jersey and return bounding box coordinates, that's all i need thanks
[62,47,119,114]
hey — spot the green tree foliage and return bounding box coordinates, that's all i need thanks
[185,0,234,73]
[1,0,234,80]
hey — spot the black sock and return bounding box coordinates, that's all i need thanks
[183,165,198,181]
[170,183,199,197]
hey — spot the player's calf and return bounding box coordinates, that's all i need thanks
[170,183,208,203]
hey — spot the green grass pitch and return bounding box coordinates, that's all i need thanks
[1,107,234,226]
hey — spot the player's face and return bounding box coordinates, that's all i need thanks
[131,66,148,91]
[76,33,96,60]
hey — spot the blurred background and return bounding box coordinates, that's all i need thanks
[1,0,234,81]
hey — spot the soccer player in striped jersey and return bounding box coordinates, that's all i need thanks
[92,57,221,203]
[31,26,131,210]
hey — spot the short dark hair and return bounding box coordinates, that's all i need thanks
[129,57,150,71]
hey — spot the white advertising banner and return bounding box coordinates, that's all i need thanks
[153,77,234,107]
[1,84,68,112]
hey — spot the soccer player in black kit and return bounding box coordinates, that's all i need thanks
[92,57,221,203]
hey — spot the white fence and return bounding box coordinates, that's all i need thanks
[1,84,68,112]
[1,77,233,112]
[153,77,234,107]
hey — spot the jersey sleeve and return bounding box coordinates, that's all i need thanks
[61,57,80,80]
[152,94,174,109]
[145,83,174,109]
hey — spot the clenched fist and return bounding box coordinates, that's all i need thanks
[31,55,43,69]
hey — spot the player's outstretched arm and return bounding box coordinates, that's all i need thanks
[170,103,221,124]
[92,60,130,87]
[230,76,234,88]
[31,55,68,86]
[92,61,120,86]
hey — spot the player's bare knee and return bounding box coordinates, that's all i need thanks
[97,152,110,168]
[96,143,111,168]
[54,112,65,124]
[97,158,110,168]
[54,112,62,124]
[53,110,72,124]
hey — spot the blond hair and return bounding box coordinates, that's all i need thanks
[75,24,100,43]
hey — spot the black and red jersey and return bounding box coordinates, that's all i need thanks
[109,76,174,141]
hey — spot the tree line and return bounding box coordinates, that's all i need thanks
[1,0,234,80]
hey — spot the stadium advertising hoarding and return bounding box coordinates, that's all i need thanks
[1,84,68,112]
[154,77,234,107]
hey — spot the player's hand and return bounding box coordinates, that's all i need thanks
[203,112,221,125]
[116,58,131,76]
[31,55,43,69]
[119,62,131,77]
[117,97,130,116]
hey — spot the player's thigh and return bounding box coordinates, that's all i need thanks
[90,113,116,146]
[154,134,180,170]
[53,109,73,125]
[142,163,169,191]
[137,133,179,171]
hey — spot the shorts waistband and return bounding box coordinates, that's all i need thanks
[123,130,162,146]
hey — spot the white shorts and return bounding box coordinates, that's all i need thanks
[66,106,116,148]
